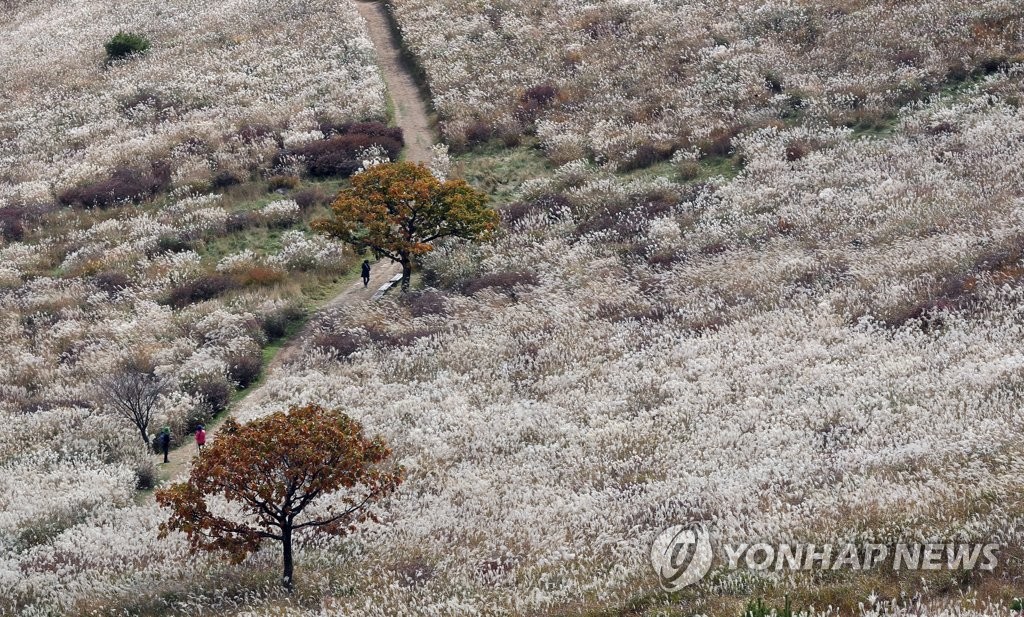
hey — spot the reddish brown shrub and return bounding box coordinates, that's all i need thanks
[289,132,404,178]
[0,206,27,241]
[406,290,447,317]
[212,169,246,188]
[225,211,260,233]
[166,274,239,308]
[311,332,362,360]
[236,122,278,144]
[293,187,330,210]
[233,266,285,287]
[58,162,171,209]
[93,271,131,295]
[501,193,570,226]
[364,324,438,348]
[461,270,539,297]
[227,351,263,389]
[463,121,494,146]
[515,84,560,122]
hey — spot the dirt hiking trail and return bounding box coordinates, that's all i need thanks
[152,0,434,488]
[355,0,435,163]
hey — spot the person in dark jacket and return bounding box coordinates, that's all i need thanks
[361,259,371,287]
[158,426,171,464]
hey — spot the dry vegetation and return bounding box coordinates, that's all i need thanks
[3,0,1024,616]
[389,0,1023,165]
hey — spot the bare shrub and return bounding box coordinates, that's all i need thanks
[785,139,815,162]
[184,374,232,416]
[311,331,363,360]
[699,125,744,158]
[619,143,675,172]
[318,120,402,141]
[0,206,27,241]
[227,351,263,389]
[406,290,447,317]
[236,122,278,144]
[93,271,131,295]
[261,305,306,340]
[515,84,560,123]
[293,186,330,210]
[212,169,246,188]
[461,270,539,297]
[364,323,439,348]
[156,233,190,254]
[97,358,170,446]
[225,211,260,233]
[677,160,702,181]
[575,197,676,239]
[501,193,570,226]
[58,162,171,209]
[463,121,494,147]
[288,125,404,178]
[135,459,157,490]
[165,274,239,308]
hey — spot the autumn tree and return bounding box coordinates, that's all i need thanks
[156,403,404,592]
[314,161,498,291]
[97,357,170,446]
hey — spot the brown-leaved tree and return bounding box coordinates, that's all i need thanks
[314,161,498,291]
[156,403,404,591]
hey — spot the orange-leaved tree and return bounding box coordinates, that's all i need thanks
[156,403,404,591]
[314,161,498,291]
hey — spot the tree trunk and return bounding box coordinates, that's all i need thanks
[400,255,412,293]
[282,525,294,592]
[137,422,151,446]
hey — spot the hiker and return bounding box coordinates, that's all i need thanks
[158,426,171,464]
[361,259,371,287]
[195,424,207,453]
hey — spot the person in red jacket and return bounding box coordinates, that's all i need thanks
[195,425,207,453]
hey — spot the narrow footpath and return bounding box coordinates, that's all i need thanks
[154,0,435,485]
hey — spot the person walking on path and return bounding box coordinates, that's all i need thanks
[361,260,372,287]
[195,425,207,453]
[158,427,171,464]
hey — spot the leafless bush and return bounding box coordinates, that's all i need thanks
[461,270,539,297]
[92,271,131,295]
[287,124,404,177]
[311,331,363,360]
[227,351,263,389]
[405,290,447,317]
[293,186,331,210]
[57,162,171,209]
[165,274,239,308]
[96,358,170,446]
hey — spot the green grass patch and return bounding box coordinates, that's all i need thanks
[453,138,552,204]
[697,155,742,180]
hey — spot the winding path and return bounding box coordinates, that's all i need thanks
[355,0,435,163]
[153,0,434,485]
